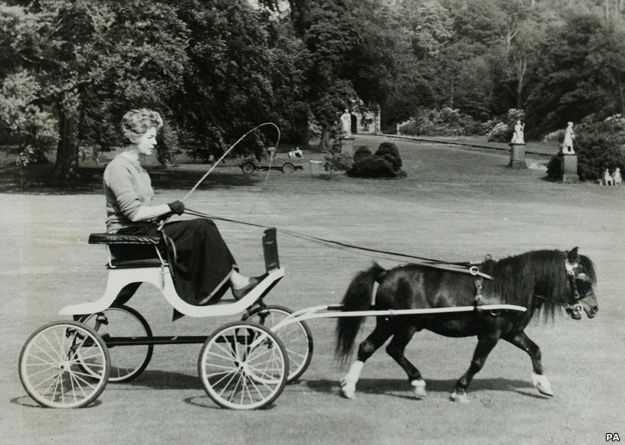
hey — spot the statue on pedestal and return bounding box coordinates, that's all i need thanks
[562,122,575,154]
[511,120,525,144]
[340,109,352,136]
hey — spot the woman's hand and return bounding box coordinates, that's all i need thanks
[167,200,185,215]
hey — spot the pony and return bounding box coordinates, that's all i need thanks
[335,247,598,402]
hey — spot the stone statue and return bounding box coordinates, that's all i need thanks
[613,167,622,186]
[340,109,352,136]
[511,120,525,144]
[562,121,575,154]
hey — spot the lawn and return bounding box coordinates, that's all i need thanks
[2,135,624,444]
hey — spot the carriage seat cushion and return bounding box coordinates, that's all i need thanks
[89,233,161,245]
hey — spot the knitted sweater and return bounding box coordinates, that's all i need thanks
[103,154,155,232]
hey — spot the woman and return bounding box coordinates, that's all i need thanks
[103,108,259,307]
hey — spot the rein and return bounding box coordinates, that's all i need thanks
[183,207,492,279]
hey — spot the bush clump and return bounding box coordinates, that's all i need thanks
[399,107,481,136]
[486,109,525,142]
[546,115,625,181]
[347,142,406,178]
[353,146,372,163]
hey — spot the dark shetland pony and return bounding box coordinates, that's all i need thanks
[335,247,598,402]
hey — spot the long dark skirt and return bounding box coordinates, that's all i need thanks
[115,219,236,306]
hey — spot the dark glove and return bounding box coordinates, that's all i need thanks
[167,200,185,215]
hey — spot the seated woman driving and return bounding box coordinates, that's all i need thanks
[103,108,260,306]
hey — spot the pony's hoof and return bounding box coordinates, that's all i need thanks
[411,379,427,399]
[532,372,554,397]
[339,380,356,400]
[449,390,469,403]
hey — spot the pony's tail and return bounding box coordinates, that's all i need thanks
[335,263,386,363]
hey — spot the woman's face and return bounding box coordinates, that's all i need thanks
[137,127,157,156]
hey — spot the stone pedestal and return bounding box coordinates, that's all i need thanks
[340,135,355,156]
[561,153,579,183]
[508,143,527,169]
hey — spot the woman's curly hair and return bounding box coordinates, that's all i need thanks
[120,108,163,144]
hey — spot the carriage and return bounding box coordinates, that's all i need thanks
[19,225,598,409]
[18,228,314,410]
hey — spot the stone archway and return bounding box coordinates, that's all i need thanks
[350,114,358,134]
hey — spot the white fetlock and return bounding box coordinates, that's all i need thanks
[449,390,469,403]
[339,379,356,400]
[411,379,427,399]
[532,372,554,397]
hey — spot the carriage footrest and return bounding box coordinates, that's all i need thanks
[262,228,280,272]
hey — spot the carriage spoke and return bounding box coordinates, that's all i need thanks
[226,372,245,402]
[213,341,239,361]
[217,370,240,398]
[26,365,60,380]
[69,371,88,400]
[26,356,59,367]
[70,371,99,390]
[204,348,237,363]
[33,338,63,364]
[68,368,104,381]
[34,370,62,390]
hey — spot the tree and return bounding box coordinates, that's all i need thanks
[0,0,189,181]
[526,14,624,135]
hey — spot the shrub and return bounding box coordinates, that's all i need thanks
[546,115,625,181]
[487,109,525,142]
[399,107,481,136]
[323,139,350,172]
[347,142,405,178]
[347,155,399,178]
[353,146,372,163]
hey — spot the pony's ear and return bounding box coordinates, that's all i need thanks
[567,247,579,262]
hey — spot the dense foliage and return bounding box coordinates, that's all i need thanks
[1,0,625,182]
[547,115,625,181]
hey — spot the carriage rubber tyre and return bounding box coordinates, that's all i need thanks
[80,305,153,383]
[281,163,295,174]
[198,321,288,410]
[19,321,110,408]
[243,305,313,383]
[241,162,256,175]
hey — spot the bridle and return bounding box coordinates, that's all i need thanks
[564,258,589,317]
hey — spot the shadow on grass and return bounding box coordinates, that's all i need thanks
[10,395,103,409]
[183,395,280,411]
[0,164,263,194]
[302,377,541,400]
[123,370,203,390]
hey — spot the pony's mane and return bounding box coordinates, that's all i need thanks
[483,250,571,319]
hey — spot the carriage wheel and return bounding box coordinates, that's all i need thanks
[244,305,313,383]
[198,321,288,410]
[80,305,153,383]
[19,321,110,408]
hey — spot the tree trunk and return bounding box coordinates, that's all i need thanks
[318,125,331,150]
[449,76,455,109]
[52,101,80,183]
[294,109,310,147]
[516,57,527,109]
